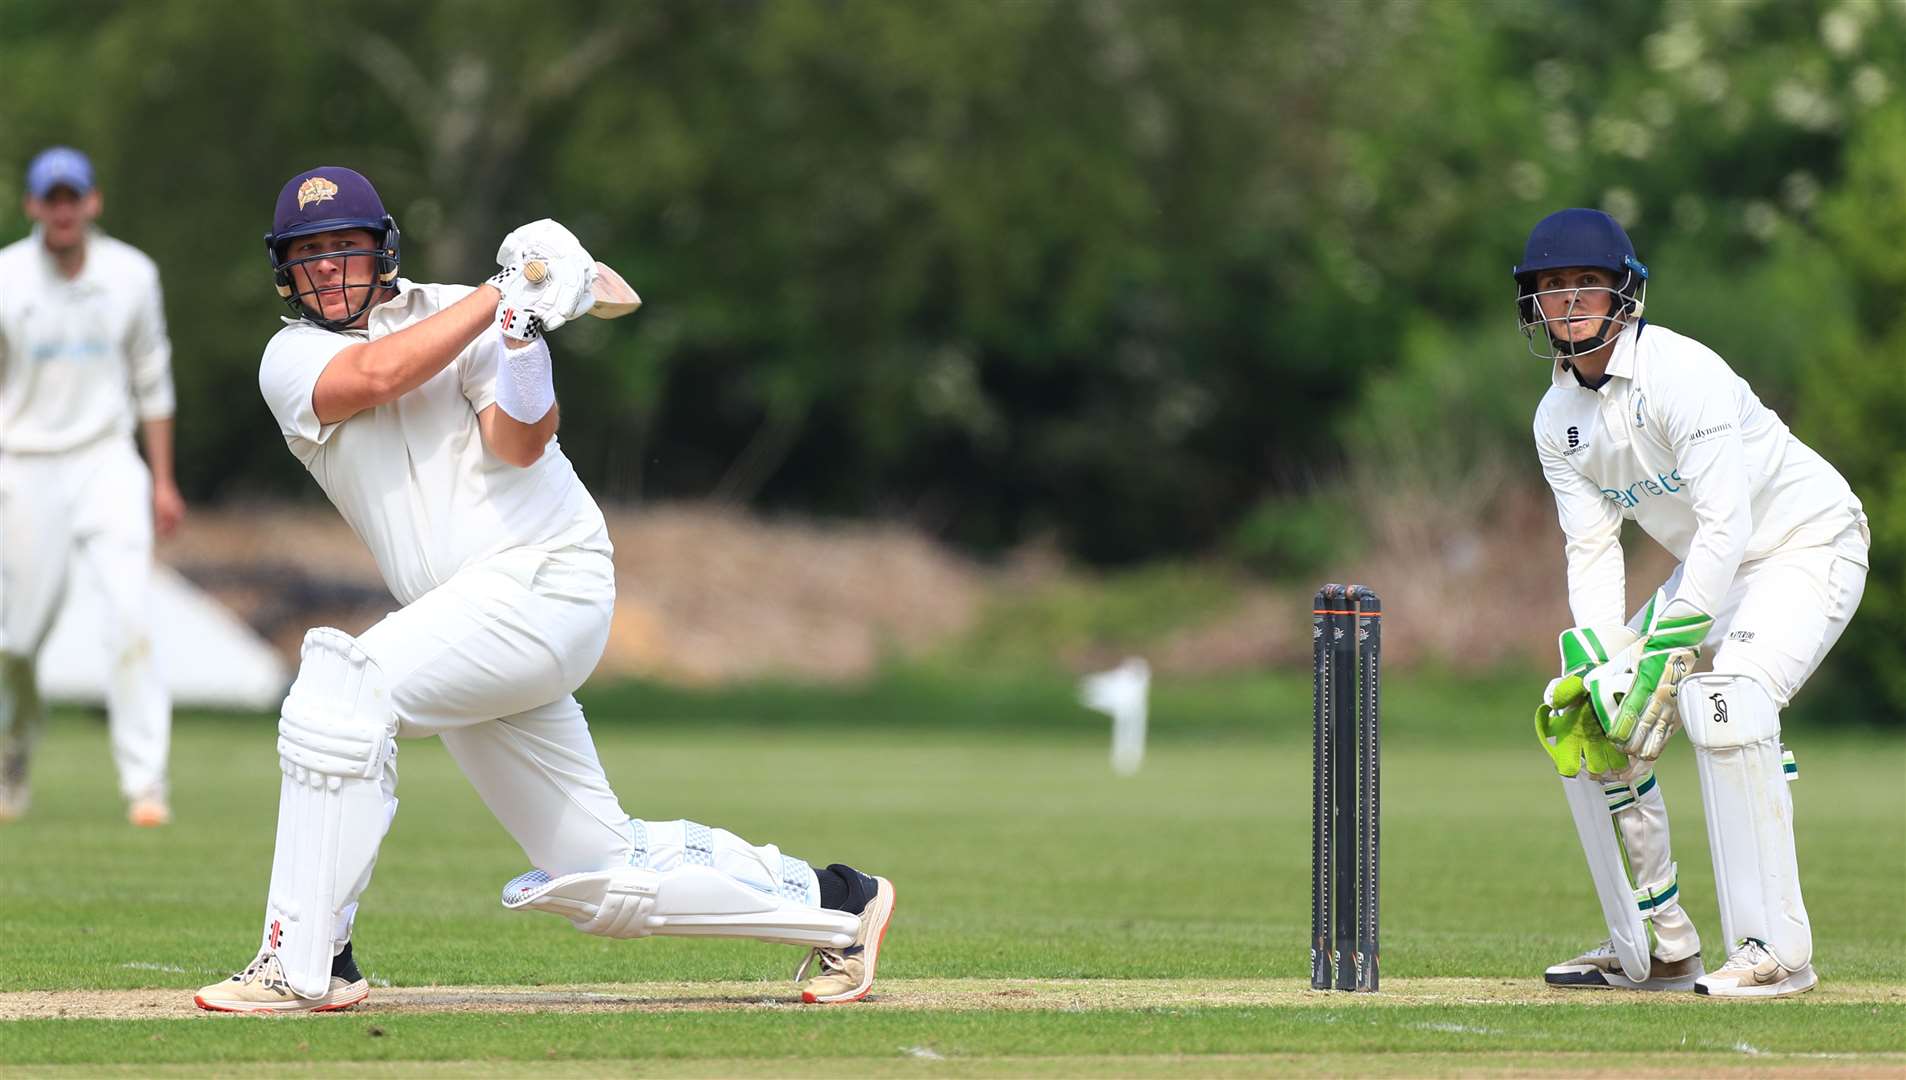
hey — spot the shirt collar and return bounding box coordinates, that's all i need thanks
[1548,319,1644,390]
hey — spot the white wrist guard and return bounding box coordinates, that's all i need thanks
[493,331,555,424]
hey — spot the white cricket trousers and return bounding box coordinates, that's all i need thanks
[1648,515,1870,707]
[0,436,169,799]
[337,541,814,899]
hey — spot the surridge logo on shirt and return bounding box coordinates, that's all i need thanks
[1567,426,1580,449]
[297,176,339,211]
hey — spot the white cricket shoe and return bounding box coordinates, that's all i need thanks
[194,946,369,1013]
[796,876,895,1004]
[1695,938,1817,999]
[1545,939,1703,991]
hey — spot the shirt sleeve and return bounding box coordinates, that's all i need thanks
[1656,355,1751,620]
[459,325,503,414]
[258,326,352,464]
[126,260,176,421]
[1536,412,1627,627]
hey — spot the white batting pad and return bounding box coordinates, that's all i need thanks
[625,818,821,906]
[1560,770,1651,985]
[264,629,399,999]
[1680,672,1811,971]
[502,864,858,948]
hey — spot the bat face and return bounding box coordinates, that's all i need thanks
[520,259,642,320]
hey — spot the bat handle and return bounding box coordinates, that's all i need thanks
[522,259,548,284]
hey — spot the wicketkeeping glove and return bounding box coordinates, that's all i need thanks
[1534,624,1636,777]
[1581,591,1711,761]
[1534,682,1629,777]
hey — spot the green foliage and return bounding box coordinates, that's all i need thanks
[1225,493,1360,577]
[1794,107,1906,717]
[0,0,1373,558]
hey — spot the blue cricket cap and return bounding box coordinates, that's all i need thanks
[26,146,94,198]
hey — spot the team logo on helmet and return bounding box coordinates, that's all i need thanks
[297,176,339,211]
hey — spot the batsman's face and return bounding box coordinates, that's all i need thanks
[23,186,102,253]
[286,228,381,327]
[1533,267,1617,343]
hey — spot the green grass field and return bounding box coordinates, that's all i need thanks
[2,671,1902,1076]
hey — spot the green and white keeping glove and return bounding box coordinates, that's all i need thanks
[1581,591,1711,761]
[1534,625,1635,777]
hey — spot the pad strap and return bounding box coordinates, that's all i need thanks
[1632,863,1679,921]
[1601,771,1655,814]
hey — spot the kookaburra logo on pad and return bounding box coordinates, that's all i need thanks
[297,176,339,211]
[1710,692,1729,722]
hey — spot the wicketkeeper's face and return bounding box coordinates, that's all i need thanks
[284,228,383,328]
[1531,266,1617,343]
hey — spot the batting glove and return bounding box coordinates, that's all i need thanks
[490,254,596,342]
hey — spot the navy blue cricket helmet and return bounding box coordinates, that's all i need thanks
[1513,208,1648,360]
[265,167,401,330]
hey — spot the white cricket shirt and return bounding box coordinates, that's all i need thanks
[0,227,175,453]
[259,280,609,605]
[1533,321,1864,627]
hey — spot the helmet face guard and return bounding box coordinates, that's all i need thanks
[264,167,402,331]
[1516,263,1646,361]
[266,216,401,331]
[1512,209,1648,362]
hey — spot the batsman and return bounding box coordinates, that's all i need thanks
[194,167,894,1012]
[1519,209,1867,998]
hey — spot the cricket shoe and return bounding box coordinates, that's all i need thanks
[194,943,370,1013]
[1695,938,1817,999]
[1545,939,1703,991]
[127,791,171,828]
[795,875,895,1003]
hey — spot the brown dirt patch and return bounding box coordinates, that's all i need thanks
[160,502,987,684]
[6,977,1902,1021]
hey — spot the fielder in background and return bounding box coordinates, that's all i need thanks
[194,167,895,1013]
[0,146,184,828]
[1521,209,1867,998]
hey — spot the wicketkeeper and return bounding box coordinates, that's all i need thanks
[1520,209,1867,998]
[194,166,894,1012]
